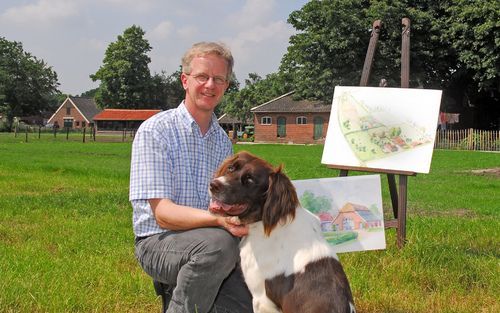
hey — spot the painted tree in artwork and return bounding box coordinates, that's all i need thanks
[300,190,332,214]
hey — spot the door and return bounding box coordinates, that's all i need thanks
[313,116,324,140]
[277,116,286,138]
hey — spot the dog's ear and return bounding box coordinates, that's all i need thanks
[262,165,298,236]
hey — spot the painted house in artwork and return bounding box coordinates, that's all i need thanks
[332,202,382,231]
[47,97,102,129]
[318,212,334,232]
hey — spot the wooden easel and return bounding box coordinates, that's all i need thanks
[327,18,413,248]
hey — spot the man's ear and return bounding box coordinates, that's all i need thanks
[180,72,188,90]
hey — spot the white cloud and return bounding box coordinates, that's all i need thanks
[100,0,156,13]
[1,0,78,26]
[176,26,199,40]
[227,20,295,80]
[228,0,276,29]
[148,20,174,41]
[229,20,294,61]
[79,38,108,52]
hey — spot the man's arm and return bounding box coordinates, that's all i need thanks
[149,198,248,237]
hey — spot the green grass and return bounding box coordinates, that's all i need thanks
[0,133,499,312]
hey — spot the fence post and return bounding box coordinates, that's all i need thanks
[93,127,96,141]
[467,128,473,150]
[66,127,69,140]
[25,127,28,143]
[83,127,86,143]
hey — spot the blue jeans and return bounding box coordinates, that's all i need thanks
[135,228,253,313]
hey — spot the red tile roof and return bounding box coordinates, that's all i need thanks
[93,109,161,121]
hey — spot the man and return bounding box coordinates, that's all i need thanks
[130,42,253,313]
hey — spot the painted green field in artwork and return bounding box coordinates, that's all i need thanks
[0,133,498,312]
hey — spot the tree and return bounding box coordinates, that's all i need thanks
[220,72,293,121]
[91,25,153,109]
[80,88,98,98]
[299,190,332,214]
[445,0,499,91]
[281,0,499,127]
[0,37,59,130]
[281,0,369,102]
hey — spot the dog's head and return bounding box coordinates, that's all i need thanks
[209,151,299,236]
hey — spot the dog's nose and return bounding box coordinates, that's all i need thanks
[210,180,221,193]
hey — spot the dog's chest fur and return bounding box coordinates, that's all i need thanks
[239,207,338,312]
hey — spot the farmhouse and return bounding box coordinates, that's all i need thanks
[47,97,101,129]
[92,109,161,131]
[318,212,335,232]
[332,202,382,231]
[251,91,331,144]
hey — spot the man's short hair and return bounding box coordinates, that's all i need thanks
[181,42,234,78]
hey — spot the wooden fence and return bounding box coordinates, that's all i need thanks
[12,126,137,143]
[434,129,500,151]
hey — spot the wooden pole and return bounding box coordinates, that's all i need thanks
[401,18,410,88]
[360,20,382,86]
[25,127,28,143]
[83,127,86,143]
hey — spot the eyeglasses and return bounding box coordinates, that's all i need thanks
[186,73,228,86]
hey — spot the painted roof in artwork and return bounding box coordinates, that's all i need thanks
[339,202,380,222]
[93,109,161,121]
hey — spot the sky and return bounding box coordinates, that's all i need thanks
[0,0,309,95]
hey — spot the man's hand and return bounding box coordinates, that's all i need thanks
[220,216,249,237]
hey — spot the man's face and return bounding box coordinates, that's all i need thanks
[181,54,229,113]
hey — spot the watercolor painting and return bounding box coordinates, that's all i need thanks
[322,86,442,173]
[292,175,386,253]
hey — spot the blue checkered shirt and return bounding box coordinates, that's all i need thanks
[129,102,233,237]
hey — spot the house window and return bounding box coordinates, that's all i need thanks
[82,121,86,127]
[63,118,73,128]
[75,121,80,127]
[261,116,272,125]
[296,116,307,125]
[66,106,71,115]
[277,116,286,138]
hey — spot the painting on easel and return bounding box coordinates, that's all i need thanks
[293,175,385,253]
[321,86,442,173]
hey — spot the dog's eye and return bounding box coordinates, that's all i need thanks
[242,174,254,185]
[228,165,235,173]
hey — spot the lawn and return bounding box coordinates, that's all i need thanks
[0,133,498,312]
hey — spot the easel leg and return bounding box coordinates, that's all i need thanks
[387,174,398,218]
[397,175,408,248]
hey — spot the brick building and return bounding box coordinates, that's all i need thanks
[332,202,383,231]
[251,91,331,144]
[47,97,101,129]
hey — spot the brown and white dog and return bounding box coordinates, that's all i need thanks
[209,151,355,313]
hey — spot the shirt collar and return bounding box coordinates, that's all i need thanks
[178,101,219,137]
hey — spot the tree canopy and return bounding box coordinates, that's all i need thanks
[277,0,499,127]
[91,25,154,109]
[0,37,59,130]
[219,72,293,122]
